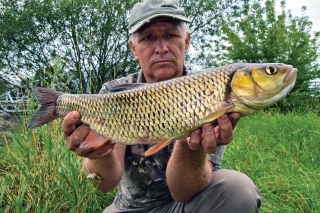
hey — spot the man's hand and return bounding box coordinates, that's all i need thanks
[62,111,114,159]
[184,112,240,154]
[167,112,241,201]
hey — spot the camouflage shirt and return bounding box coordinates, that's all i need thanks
[99,69,226,209]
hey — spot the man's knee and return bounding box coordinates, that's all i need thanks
[211,169,262,211]
[185,169,261,213]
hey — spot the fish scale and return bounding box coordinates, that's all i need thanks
[56,66,229,144]
[28,63,297,156]
[61,72,218,143]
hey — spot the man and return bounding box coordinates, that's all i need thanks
[62,0,262,212]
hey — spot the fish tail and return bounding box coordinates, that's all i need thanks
[28,87,64,128]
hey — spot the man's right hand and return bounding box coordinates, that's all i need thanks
[62,111,115,159]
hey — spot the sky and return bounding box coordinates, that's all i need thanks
[276,0,320,32]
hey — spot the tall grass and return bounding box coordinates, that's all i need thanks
[0,118,115,212]
[0,111,319,212]
[224,111,320,213]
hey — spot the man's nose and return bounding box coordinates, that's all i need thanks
[155,39,169,55]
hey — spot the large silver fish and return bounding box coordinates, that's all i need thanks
[28,63,297,156]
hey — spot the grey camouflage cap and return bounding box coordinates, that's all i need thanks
[128,0,191,34]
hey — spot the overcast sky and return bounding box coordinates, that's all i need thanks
[276,0,320,32]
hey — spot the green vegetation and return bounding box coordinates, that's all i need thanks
[1,0,319,96]
[0,118,115,213]
[213,0,320,107]
[224,112,320,212]
[0,0,319,212]
[0,111,319,212]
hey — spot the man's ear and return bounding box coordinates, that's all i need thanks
[184,32,191,53]
[129,40,139,61]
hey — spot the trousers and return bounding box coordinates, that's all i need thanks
[103,169,262,213]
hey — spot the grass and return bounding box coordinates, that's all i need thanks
[0,118,115,213]
[0,111,319,212]
[223,111,320,213]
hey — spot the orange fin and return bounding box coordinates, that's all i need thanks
[79,129,111,151]
[200,103,234,123]
[145,139,173,157]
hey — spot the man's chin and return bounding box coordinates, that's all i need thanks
[153,68,182,81]
[154,73,176,82]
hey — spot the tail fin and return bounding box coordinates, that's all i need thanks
[28,87,64,128]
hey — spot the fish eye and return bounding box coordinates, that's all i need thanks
[266,66,277,75]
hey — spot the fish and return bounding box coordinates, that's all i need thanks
[28,63,297,156]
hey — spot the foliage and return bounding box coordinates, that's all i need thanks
[0,118,116,212]
[224,111,320,212]
[1,111,319,212]
[32,56,79,93]
[0,0,319,101]
[211,0,320,109]
[1,0,320,212]
[0,79,11,94]
[0,0,251,93]
[181,0,244,68]
[0,0,137,93]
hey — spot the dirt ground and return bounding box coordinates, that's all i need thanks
[0,113,20,131]
[0,113,20,145]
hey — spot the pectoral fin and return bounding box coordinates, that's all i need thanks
[79,129,112,151]
[200,103,234,123]
[145,139,173,156]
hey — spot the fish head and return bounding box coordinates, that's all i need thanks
[230,63,298,114]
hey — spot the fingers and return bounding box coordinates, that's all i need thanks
[187,123,217,154]
[216,114,233,146]
[229,112,241,130]
[62,111,87,150]
[202,123,217,153]
[67,125,91,151]
[62,111,81,137]
[216,113,241,146]
[76,141,115,159]
[62,111,114,159]
[188,129,202,150]
[183,113,240,153]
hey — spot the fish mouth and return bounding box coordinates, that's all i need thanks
[284,67,298,83]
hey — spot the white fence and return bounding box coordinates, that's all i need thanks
[0,88,29,113]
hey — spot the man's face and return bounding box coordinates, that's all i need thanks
[129,18,191,83]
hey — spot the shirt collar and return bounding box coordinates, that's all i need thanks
[137,66,190,83]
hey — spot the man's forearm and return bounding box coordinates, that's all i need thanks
[166,141,212,202]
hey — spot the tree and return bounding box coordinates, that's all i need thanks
[181,0,245,69]
[0,79,11,95]
[0,0,243,93]
[0,0,137,93]
[211,0,320,106]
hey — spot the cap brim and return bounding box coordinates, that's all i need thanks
[129,14,191,34]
